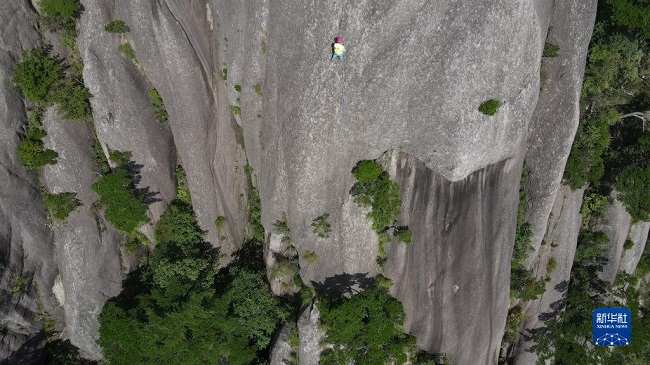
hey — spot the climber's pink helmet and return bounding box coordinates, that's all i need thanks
[336,36,343,44]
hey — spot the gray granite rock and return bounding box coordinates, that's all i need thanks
[384,152,523,365]
[0,1,58,362]
[40,109,123,360]
[523,0,597,264]
[512,186,585,365]
[116,0,249,258]
[78,0,177,223]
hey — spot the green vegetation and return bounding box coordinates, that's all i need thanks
[221,68,228,81]
[234,84,241,92]
[511,222,546,301]
[118,42,136,60]
[311,213,331,238]
[511,168,545,302]
[91,151,149,234]
[563,6,650,203]
[13,47,63,104]
[623,239,634,250]
[579,192,609,221]
[99,169,288,364]
[148,88,169,123]
[17,112,58,170]
[606,0,650,37]
[13,46,92,121]
[543,42,560,57]
[48,76,93,120]
[615,166,650,221]
[174,165,191,205]
[396,227,412,243]
[303,250,318,264]
[502,306,525,344]
[273,213,291,243]
[253,83,262,95]
[38,0,79,39]
[104,20,130,33]
[350,159,412,261]
[230,105,241,116]
[350,160,403,232]
[12,275,29,294]
[532,230,611,364]
[478,99,501,116]
[546,257,557,275]
[318,282,433,365]
[245,165,265,242]
[41,190,80,221]
[39,0,80,19]
[215,215,226,231]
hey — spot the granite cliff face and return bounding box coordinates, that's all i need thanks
[1,1,647,365]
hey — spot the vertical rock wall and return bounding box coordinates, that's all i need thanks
[598,196,650,283]
[116,0,248,257]
[0,1,58,362]
[384,153,522,365]
[40,108,123,360]
[523,0,597,262]
[513,186,585,365]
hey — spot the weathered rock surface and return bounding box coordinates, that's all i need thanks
[0,1,58,362]
[40,109,123,360]
[513,186,585,365]
[2,1,632,364]
[384,153,522,365]
[269,324,293,365]
[78,0,177,223]
[297,303,324,365]
[116,0,248,257]
[598,196,650,283]
[523,0,597,263]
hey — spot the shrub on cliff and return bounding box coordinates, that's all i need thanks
[104,20,130,33]
[92,164,148,235]
[12,47,63,104]
[616,166,650,221]
[41,190,80,221]
[479,99,501,116]
[17,112,58,170]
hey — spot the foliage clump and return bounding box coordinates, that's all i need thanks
[615,166,650,221]
[478,99,501,116]
[99,193,288,364]
[13,46,92,121]
[311,213,331,238]
[318,282,432,365]
[245,165,265,242]
[542,42,560,57]
[148,88,169,123]
[351,160,402,232]
[532,230,611,364]
[118,42,136,60]
[510,223,546,301]
[351,159,412,262]
[38,0,79,39]
[41,190,80,221]
[13,47,63,104]
[104,20,130,33]
[91,151,149,234]
[17,111,58,170]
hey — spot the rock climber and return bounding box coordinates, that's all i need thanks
[332,36,346,61]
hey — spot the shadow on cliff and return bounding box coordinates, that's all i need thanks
[0,330,47,365]
[311,273,374,296]
[124,160,162,206]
